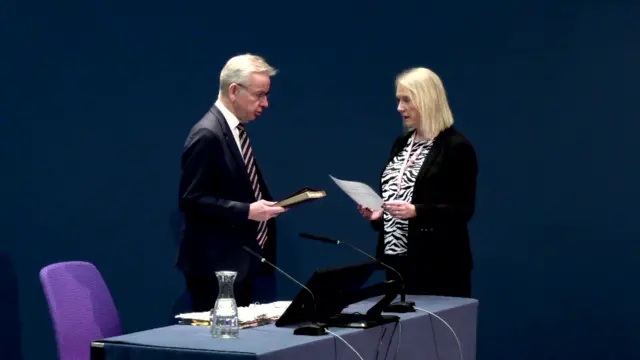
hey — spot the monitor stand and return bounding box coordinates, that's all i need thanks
[323,313,400,329]
[320,283,402,329]
[293,323,328,336]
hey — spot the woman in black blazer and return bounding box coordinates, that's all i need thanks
[358,67,478,298]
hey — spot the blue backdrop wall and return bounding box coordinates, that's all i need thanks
[2,1,639,360]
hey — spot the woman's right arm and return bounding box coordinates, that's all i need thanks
[357,204,383,231]
[359,133,407,230]
[370,217,383,232]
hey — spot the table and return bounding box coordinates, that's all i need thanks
[92,296,478,360]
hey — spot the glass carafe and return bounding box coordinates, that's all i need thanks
[209,271,239,338]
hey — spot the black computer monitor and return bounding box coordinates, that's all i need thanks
[275,260,377,327]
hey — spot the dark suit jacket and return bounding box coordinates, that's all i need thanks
[373,126,478,273]
[176,106,277,283]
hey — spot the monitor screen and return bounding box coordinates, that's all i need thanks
[275,260,378,327]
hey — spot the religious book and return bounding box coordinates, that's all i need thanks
[273,187,327,208]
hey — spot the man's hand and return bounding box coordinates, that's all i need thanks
[249,200,286,222]
[357,204,383,221]
[382,200,416,219]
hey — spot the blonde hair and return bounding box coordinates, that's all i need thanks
[395,67,454,138]
[219,54,277,97]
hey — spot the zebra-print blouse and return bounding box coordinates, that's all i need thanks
[381,134,434,255]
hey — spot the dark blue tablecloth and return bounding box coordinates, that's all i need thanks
[93,295,478,360]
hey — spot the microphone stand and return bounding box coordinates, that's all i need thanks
[340,242,415,313]
[299,233,415,313]
[242,246,328,336]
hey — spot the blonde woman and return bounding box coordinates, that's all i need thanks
[358,67,478,297]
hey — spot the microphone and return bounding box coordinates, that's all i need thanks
[241,246,327,336]
[299,232,415,313]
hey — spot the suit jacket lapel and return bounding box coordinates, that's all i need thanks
[209,106,253,193]
[415,139,442,183]
[415,126,453,184]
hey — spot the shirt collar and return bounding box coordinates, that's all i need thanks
[215,99,240,130]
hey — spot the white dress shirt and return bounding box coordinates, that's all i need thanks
[215,100,243,154]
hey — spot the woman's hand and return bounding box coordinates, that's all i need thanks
[357,204,383,221]
[382,200,416,219]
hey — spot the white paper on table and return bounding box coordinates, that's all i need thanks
[175,301,292,323]
[329,175,383,211]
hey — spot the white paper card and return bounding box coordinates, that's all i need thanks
[329,175,383,210]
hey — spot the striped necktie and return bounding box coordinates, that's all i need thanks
[237,124,268,248]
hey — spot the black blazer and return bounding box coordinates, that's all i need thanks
[374,126,478,272]
[175,106,277,283]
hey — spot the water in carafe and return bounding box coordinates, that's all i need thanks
[210,271,239,338]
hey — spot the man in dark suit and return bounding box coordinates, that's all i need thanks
[176,54,285,311]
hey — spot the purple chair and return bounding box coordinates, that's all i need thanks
[39,261,122,360]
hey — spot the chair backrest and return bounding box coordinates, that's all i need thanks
[39,261,122,360]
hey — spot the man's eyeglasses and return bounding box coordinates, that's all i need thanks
[236,83,269,101]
